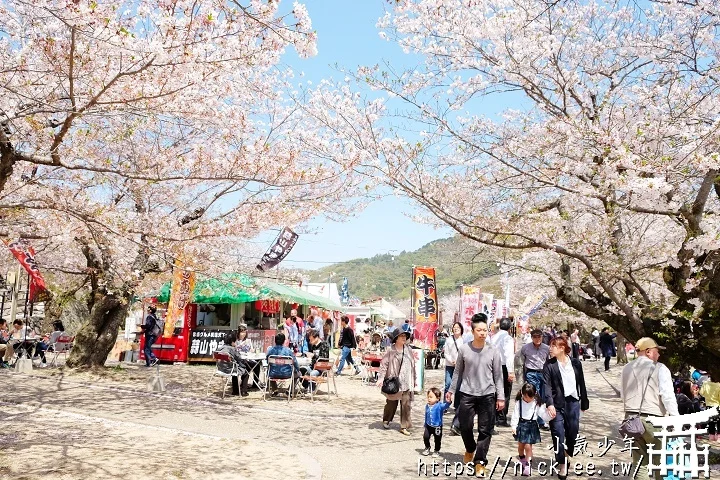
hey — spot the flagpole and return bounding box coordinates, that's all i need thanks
[9,263,20,325]
[22,270,30,318]
[410,266,415,325]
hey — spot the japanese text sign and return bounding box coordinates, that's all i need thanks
[256,227,299,272]
[412,266,438,349]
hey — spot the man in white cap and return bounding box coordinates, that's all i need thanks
[621,337,678,480]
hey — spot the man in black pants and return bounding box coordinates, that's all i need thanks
[446,313,505,477]
[141,305,160,367]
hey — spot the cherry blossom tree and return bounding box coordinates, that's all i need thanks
[0,0,363,367]
[312,0,720,376]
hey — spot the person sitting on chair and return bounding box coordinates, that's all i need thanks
[216,332,250,397]
[235,324,262,388]
[35,320,65,368]
[0,319,13,368]
[266,332,300,394]
[9,319,36,360]
[301,329,330,390]
[369,332,384,353]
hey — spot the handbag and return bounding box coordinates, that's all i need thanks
[381,347,405,395]
[618,362,657,439]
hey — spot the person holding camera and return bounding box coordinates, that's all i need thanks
[377,329,416,436]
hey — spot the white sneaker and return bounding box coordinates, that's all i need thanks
[421,448,431,456]
[431,451,441,458]
[39,363,47,368]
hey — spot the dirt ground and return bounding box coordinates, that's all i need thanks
[0,357,716,479]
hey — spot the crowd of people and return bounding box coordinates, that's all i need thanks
[137,302,720,479]
[0,317,67,368]
[402,316,719,479]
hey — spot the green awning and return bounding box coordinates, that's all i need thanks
[263,283,342,311]
[155,273,262,304]
[155,274,342,310]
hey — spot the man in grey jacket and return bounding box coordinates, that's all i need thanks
[446,313,505,477]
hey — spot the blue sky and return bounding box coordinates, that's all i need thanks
[253,0,454,268]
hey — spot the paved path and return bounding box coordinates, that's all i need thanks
[0,361,636,479]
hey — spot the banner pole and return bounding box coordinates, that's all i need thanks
[410,266,415,325]
[22,271,30,318]
[9,263,20,324]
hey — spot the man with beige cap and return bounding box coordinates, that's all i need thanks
[621,337,678,479]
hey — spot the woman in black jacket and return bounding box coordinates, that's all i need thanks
[598,327,616,371]
[542,337,589,480]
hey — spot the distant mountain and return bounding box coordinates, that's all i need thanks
[308,236,500,301]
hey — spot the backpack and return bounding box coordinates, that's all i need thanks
[148,314,163,337]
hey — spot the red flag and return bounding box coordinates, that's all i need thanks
[3,239,49,302]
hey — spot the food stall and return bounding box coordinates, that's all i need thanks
[140,273,342,363]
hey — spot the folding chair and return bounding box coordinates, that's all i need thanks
[49,336,74,367]
[263,355,296,403]
[206,351,239,399]
[361,353,382,386]
[304,358,337,401]
[11,339,37,365]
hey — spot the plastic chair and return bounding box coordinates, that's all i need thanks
[263,355,296,403]
[49,336,74,367]
[206,351,238,399]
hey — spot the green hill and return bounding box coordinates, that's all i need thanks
[308,236,500,301]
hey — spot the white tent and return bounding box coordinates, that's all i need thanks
[364,298,406,322]
[300,282,342,307]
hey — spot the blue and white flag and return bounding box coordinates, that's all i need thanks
[340,277,350,304]
[527,294,549,317]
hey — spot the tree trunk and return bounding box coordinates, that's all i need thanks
[616,334,628,365]
[42,295,64,334]
[66,291,129,368]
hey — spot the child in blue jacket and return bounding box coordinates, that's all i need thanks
[423,387,452,457]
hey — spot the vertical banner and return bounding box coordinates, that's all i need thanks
[412,267,438,349]
[3,239,49,302]
[490,299,499,323]
[517,293,548,334]
[480,293,494,317]
[340,277,349,305]
[460,286,481,334]
[164,264,196,338]
[256,227,299,272]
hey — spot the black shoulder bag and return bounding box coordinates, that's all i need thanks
[381,347,406,395]
[618,362,657,439]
